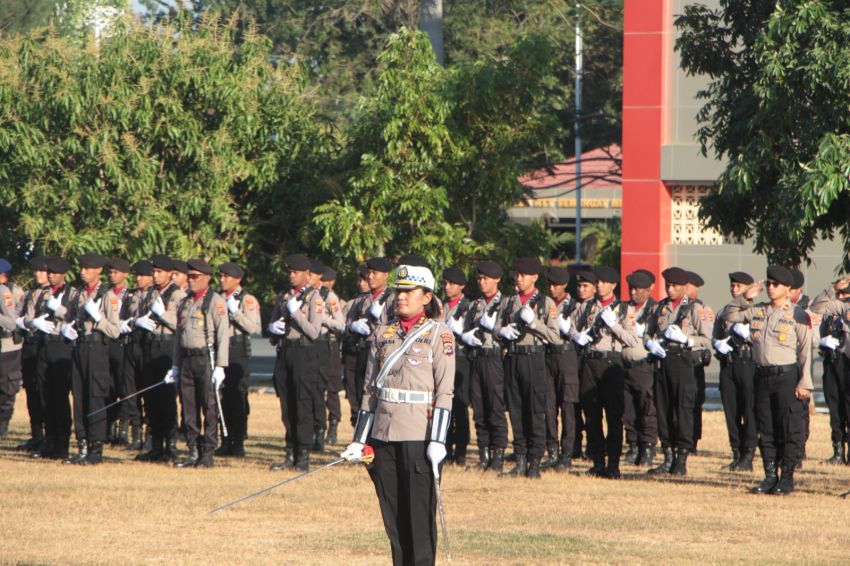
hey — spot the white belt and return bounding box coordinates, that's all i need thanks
[377,387,434,404]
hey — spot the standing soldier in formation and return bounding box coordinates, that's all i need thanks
[170,260,229,468]
[643,267,712,476]
[713,272,757,471]
[570,271,597,459]
[621,270,657,467]
[0,259,23,437]
[171,261,189,293]
[543,266,579,470]
[789,268,813,467]
[686,271,712,452]
[307,259,339,452]
[441,266,471,466]
[215,262,261,457]
[460,261,507,473]
[724,267,812,494]
[268,254,325,471]
[321,267,345,445]
[498,257,560,479]
[340,265,370,426]
[818,280,850,464]
[105,258,131,446]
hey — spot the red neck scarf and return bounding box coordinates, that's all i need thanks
[400,310,425,334]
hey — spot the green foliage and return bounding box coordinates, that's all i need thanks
[0,1,59,37]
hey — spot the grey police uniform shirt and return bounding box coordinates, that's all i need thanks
[172,288,230,368]
[462,292,505,350]
[573,297,641,354]
[224,286,262,338]
[501,289,561,346]
[269,286,324,341]
[149,283,186,336]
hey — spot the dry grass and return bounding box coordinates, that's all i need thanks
[2,392,850,565]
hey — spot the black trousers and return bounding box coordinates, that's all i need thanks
[694,361,707,443]
[0,349,23,423]
[179,354,218,454]
[719,355,757,452]
[314,339,330,434]
[222,341,251,441]
[623,361,657,445]
[469,349,508,450]
[105,340,125,424]
[369,440,438,566]
[580,356,625,462]
[71,338,112,443]
[21,341,43,439]
[326,340,342,423]
[545,349,579,455]
[505,351,547,458]
[446,350,470,460]
[343,346,369,426]
[655,352,697,451]
[823,354,850,444]
[141,338,177,439]
[37,339,73,452]
[755,366,806,470]
[273,343,321,450]
[120,340,144,428]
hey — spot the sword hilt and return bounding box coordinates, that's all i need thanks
[358,444,375,465]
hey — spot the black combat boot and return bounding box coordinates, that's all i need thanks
[195,450,214,468]
[313,430,325,452]
[163,431,179,462]
[750,460,778,494]
[735,448,755,472]
[722,449,741,470]
[325,420,338,445]
[488,448,505,473]
[526,456,542,479]
[215,438,233,457]
[622,442,639,465]
[63,439,88,465]
[294,447,310,471]
[555,453,572,471]
[605,458,622,479]
[648,446,673,475]
[17,423,44,451]
[541,444,559,470]
[796,445,806,470]
[825,442,844,465]
[32,437,54,459]
[53,436,70,461]
[141,424,152,452]
[115,420,129,446]
[107,421,117,444]
[270,447,295,471]
[135,435,164,462]
[503,454,527,477]
[230,437,245,457]
[635,443,655,467]
[124,424,141,451]
[587,455,607,477]
[773,465,794,495]
[454,445,467,467]
[670,449,689,476]
[83,441,103,465]
[0,419,9,436]
[477,446,491,470]
[175,446,199,468]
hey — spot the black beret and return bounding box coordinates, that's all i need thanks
[356,264,368,279]
[594,266,619,284]
[78,253,108,269]
[150,254,174,271]
[218,262,245,279]
[687,271,704,287]
[46,257,70,274]
[661,267,689,285]
[29,255,48,271]
[790,268,804,289]
[626,271,652,289]
[476,261,503,279]
[728,271,754,285]
[285,254,310,271]
[575,270,597,285]
[108,257,130,273]
[442,267,467,286]
[322,267,337,282]
[366,257,392,273]
[0,259,11,274]
[397,254,430,269]
[186,258,213,275]
[545,266,570,286]
[132,260,154,276]
[171,260,188,274]
[766,265,794,287]
[309,259,325,274]
[512,257,542,275]
[634,269,656,284]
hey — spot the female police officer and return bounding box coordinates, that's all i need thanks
[342,264,455,566]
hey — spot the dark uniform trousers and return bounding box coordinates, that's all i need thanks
[823,354,849,444]
[694,360,707,445]
[222,336,251,440]
[71,336,112,443]
[21,340,43,440]
[755,365,806,469]
[342,344,369,426]
[141,337,177,439]
[37,337,73,454]
[105,339,125,426]
[579,355,625,461]
[326,338,343,423]
[718,353,757,451]
[544,346,579,456]
[655,351,697,451]
[0,349,23,424]
[622,360,657,445]
[179,352,218,454]
[314,337,330,434]
[273,342,321,450]
[446,348,470,460]
[120,338,144,428]
[505,349,547,458]
[469,348,508,450]
[369,440,438,566]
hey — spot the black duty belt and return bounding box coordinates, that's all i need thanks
[181,347,209,358]
[145,334,174,342]
[40,334,68,344]
[730,347,753,360]
[583,350,621,361]
[77,334,108,344]
[546,343,574,354]
[283,337,316,347]
[506,344,545,355]
[755,364,797,376]
[469,347,502,358]
[664,343,690,352]
[623,357,651,368]
[230,334,250,345]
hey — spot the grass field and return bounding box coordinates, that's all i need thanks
[3,392,850,565]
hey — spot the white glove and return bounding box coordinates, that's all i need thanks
[461,329,483,347]
[645,339,666,358]
[573,330,592,346]
[227,295,240,314]
[341,442,364,461]
[600,307,618,328]
[212,367,226,388]
[820,335,840,350]
[350,318,371,336]
[448,316,464,336]
[84,298,101,323]
[519,306,535,324]
[558,316,572,336]
[498,324,520,341]
[369,300,385,319]
[268,319,287,336]
[135,313,156,332]
[60,322,78,341]
[15,316,26,331]
[427,442,447,468]
[163,366,179,385]
[664,324,688,344]
[286,295,302,314]
[150,296,165,317]
[119,319,133,334]
[714,337,733,355]
[46,292,63,312]
[480,310,497,330]
[32,314,55,334]
[732,323,750,340]
[635,322,646,338]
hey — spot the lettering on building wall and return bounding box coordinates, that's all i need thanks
[516,198,622,209]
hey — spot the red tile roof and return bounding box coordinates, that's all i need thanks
[519,144,622,191]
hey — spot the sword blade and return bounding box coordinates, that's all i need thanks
[86,379,166,418]
[433,472,452,563]
[215,385,228,437]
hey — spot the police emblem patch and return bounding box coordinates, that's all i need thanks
[440,331,454,356]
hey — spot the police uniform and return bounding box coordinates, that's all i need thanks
[104,258,131,445]
[789,268,813,466]
[440,266,471,466]
[686,271,713,451]
[15,256,49,451]
[817,303,848,464]
[0,260,23,436]
[321,267,345,445]
[173,259,229,468]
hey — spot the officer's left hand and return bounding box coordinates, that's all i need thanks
[573,330,592,346]
[15,316,26,331]
[212,367,225,388]
[286,295,302,314]
[795,387,811,400]
[84,298,101,323]
[150,297,165,317]
[448,316,464,336]
[135,314,157,332]
[599,307,618,328]
[498,324,520,341]
[479,310,497,330]
[427,442,447,467]
[714,337,733,355]
[664,324,688,344]
[645,339,667,358]
[119,319,133,334]
[519,306,535,324]
[634,322,646,337]
[369,300,385,320]
[732,323,750,340]
[820,335,840,350]
[226,295,240,314]
[60,321,78,341]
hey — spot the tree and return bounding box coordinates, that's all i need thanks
[0,1,59,37]
[676,0,850,267]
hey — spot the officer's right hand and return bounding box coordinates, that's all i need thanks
[572,330,592,346]
[15,316,27,331]
[634,322,646,337]
[498,324,520,341]
[341,442,364,461]
[448,316,464,336]
[820,335,840,350]
[351,318,371,336]
[150,297,166,317]
[369,300,385,320]
[714,337,733,355]
[732,322,750,340]
[163,366,179,385]
[135,314,156,332]
[32,314,55,334]
[645,339,666,358]
[558,316,571,336]
[60,321,78,341]
[226,295,240,314]
[479,311,497,330]
[268,319,287,335]
[46,292,63,312]
[461,329,483,347]
[119,319,133,334]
